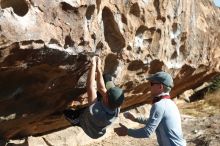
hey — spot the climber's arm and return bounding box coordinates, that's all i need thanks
[96,57,107,96]
[87,57,97,104]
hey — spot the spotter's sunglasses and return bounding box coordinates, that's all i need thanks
[150,82,161,86]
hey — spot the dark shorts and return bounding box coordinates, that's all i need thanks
[63,107,86,126]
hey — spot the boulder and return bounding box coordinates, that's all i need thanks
[0,0,219,139]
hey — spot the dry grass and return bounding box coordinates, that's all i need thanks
[180,89,220,117]
[205,90,220,107]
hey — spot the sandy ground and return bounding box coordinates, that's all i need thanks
[2,91,220,146]
[85,97,220,146]
[86,114,220,146]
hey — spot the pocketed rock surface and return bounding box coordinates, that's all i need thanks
[0,0,220,140]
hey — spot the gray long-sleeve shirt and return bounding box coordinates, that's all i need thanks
[127,98,186,146]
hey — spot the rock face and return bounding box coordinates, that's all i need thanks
[0,0,219,139]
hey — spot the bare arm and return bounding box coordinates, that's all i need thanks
[96,57,107,96]
[87,57,97,104]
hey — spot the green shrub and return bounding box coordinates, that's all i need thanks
[208,75,220,93]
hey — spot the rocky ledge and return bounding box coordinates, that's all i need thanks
[0,0,220,139]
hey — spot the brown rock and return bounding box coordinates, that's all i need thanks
[0,0,219,139]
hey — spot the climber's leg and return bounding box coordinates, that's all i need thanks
[63,108,84,126]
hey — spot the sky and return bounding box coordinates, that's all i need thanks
[213,0,220,7]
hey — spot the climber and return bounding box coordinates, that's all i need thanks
[114,71,186,146]
[63,56,124,139]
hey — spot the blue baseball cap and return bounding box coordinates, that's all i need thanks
[146,71,174,88]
